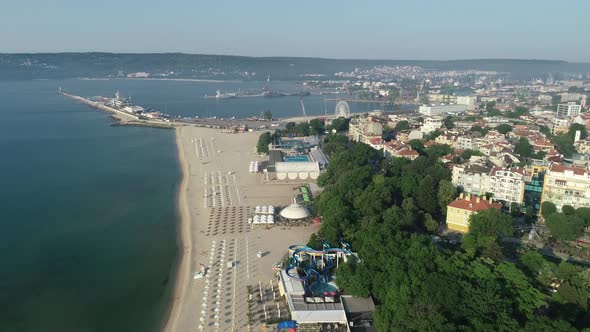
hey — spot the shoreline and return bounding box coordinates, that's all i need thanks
[161,128,192,332]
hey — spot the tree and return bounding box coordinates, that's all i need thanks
[256,132,271,154]
[416,175,438,215]
[308,118,325,136]
[443,116,455,129]
[541,201,557,218]
[461,149,483,160]
[568,123,587,141]
[470,125,489,135]
[496,123,513,135]
[263,110,273,120]
[462,208,513,260]
[539,125,552,137]
[562,205,575,215]
[408,139,425,155]
[322,134,348,157]
[329,117,350,133]
[545,213,585,241]
[395,120,411,131]
[425,130,442,141]
[552,134,576,158]
[574,207,590,226]
[437,180,456,216]
[514,137,534,158]
[335,260,370,297]
[426,144,452,158]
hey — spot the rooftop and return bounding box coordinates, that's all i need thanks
[447,195,501,212]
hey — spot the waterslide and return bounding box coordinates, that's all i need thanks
[285,241,352,284]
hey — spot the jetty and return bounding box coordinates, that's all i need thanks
[59,91,178,129]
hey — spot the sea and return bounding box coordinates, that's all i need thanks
[0,78,393,332]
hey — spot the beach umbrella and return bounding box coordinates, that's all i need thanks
[200,317,205,322]
[215,307,220,312]
[198,325,203,330]
[202,303,207,307]
[214,315,220,320]
[214,322,220,327]
[201,310,206,315]
[202,296,207,301]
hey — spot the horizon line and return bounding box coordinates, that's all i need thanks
[0,51,585,64]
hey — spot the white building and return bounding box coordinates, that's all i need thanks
[420,117,443,134]
[542,164,590,211]
[275,162,320,181]
[556,102,582,118]
[348,118,383,144]
[552,117,570,135]
[456,136,482,150]
[488,167,527,206]
[452,164,491,196]
[419,104,467,116]
[455,96,476,111]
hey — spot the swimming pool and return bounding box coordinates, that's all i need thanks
[309,281,339,296]
[284,155,310,162]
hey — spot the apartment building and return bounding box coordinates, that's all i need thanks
[541,164,590,211]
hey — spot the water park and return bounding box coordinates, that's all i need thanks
[286,240,354,297]
[276,240,375,332]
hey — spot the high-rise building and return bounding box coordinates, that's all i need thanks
[556,102,582,117]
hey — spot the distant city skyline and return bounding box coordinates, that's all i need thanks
[2,0,589,62]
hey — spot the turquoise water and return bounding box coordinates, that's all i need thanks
[284,155,311,162]
[309,282,338,296]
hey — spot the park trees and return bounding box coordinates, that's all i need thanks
[541,201,557,218]
[545,213,585,241]
[256,132,271,154]
[312,141,588,330]
[496,123,513,135]
[462,208,513,260]
[514,137,534,158]
[395,120,410,131]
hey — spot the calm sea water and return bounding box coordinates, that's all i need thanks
[0,80,179,332]
[0,78,390,332]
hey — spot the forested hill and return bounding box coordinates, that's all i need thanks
[312,138,590,331]
[0,52,589,80]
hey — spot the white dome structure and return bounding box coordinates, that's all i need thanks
[280,204,311,220]
[335,101,351,118]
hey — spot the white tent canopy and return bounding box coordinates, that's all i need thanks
[280,204,311,220]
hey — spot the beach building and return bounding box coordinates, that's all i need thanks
[275,162,321,181]
[446,194,502,233]
[541,164,590,211]
[279,203,311,220]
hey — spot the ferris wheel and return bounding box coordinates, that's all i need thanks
[335,101,351,118]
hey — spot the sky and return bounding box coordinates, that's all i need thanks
[1,0,589,61]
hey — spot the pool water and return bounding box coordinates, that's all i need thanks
[284,155,310,162]
[309,282,338,295]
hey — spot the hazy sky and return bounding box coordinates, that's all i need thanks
[2,0,589,61]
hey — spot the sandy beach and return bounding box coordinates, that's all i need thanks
[162,126,316,332]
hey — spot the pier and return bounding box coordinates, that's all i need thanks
[59,91,180,129]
